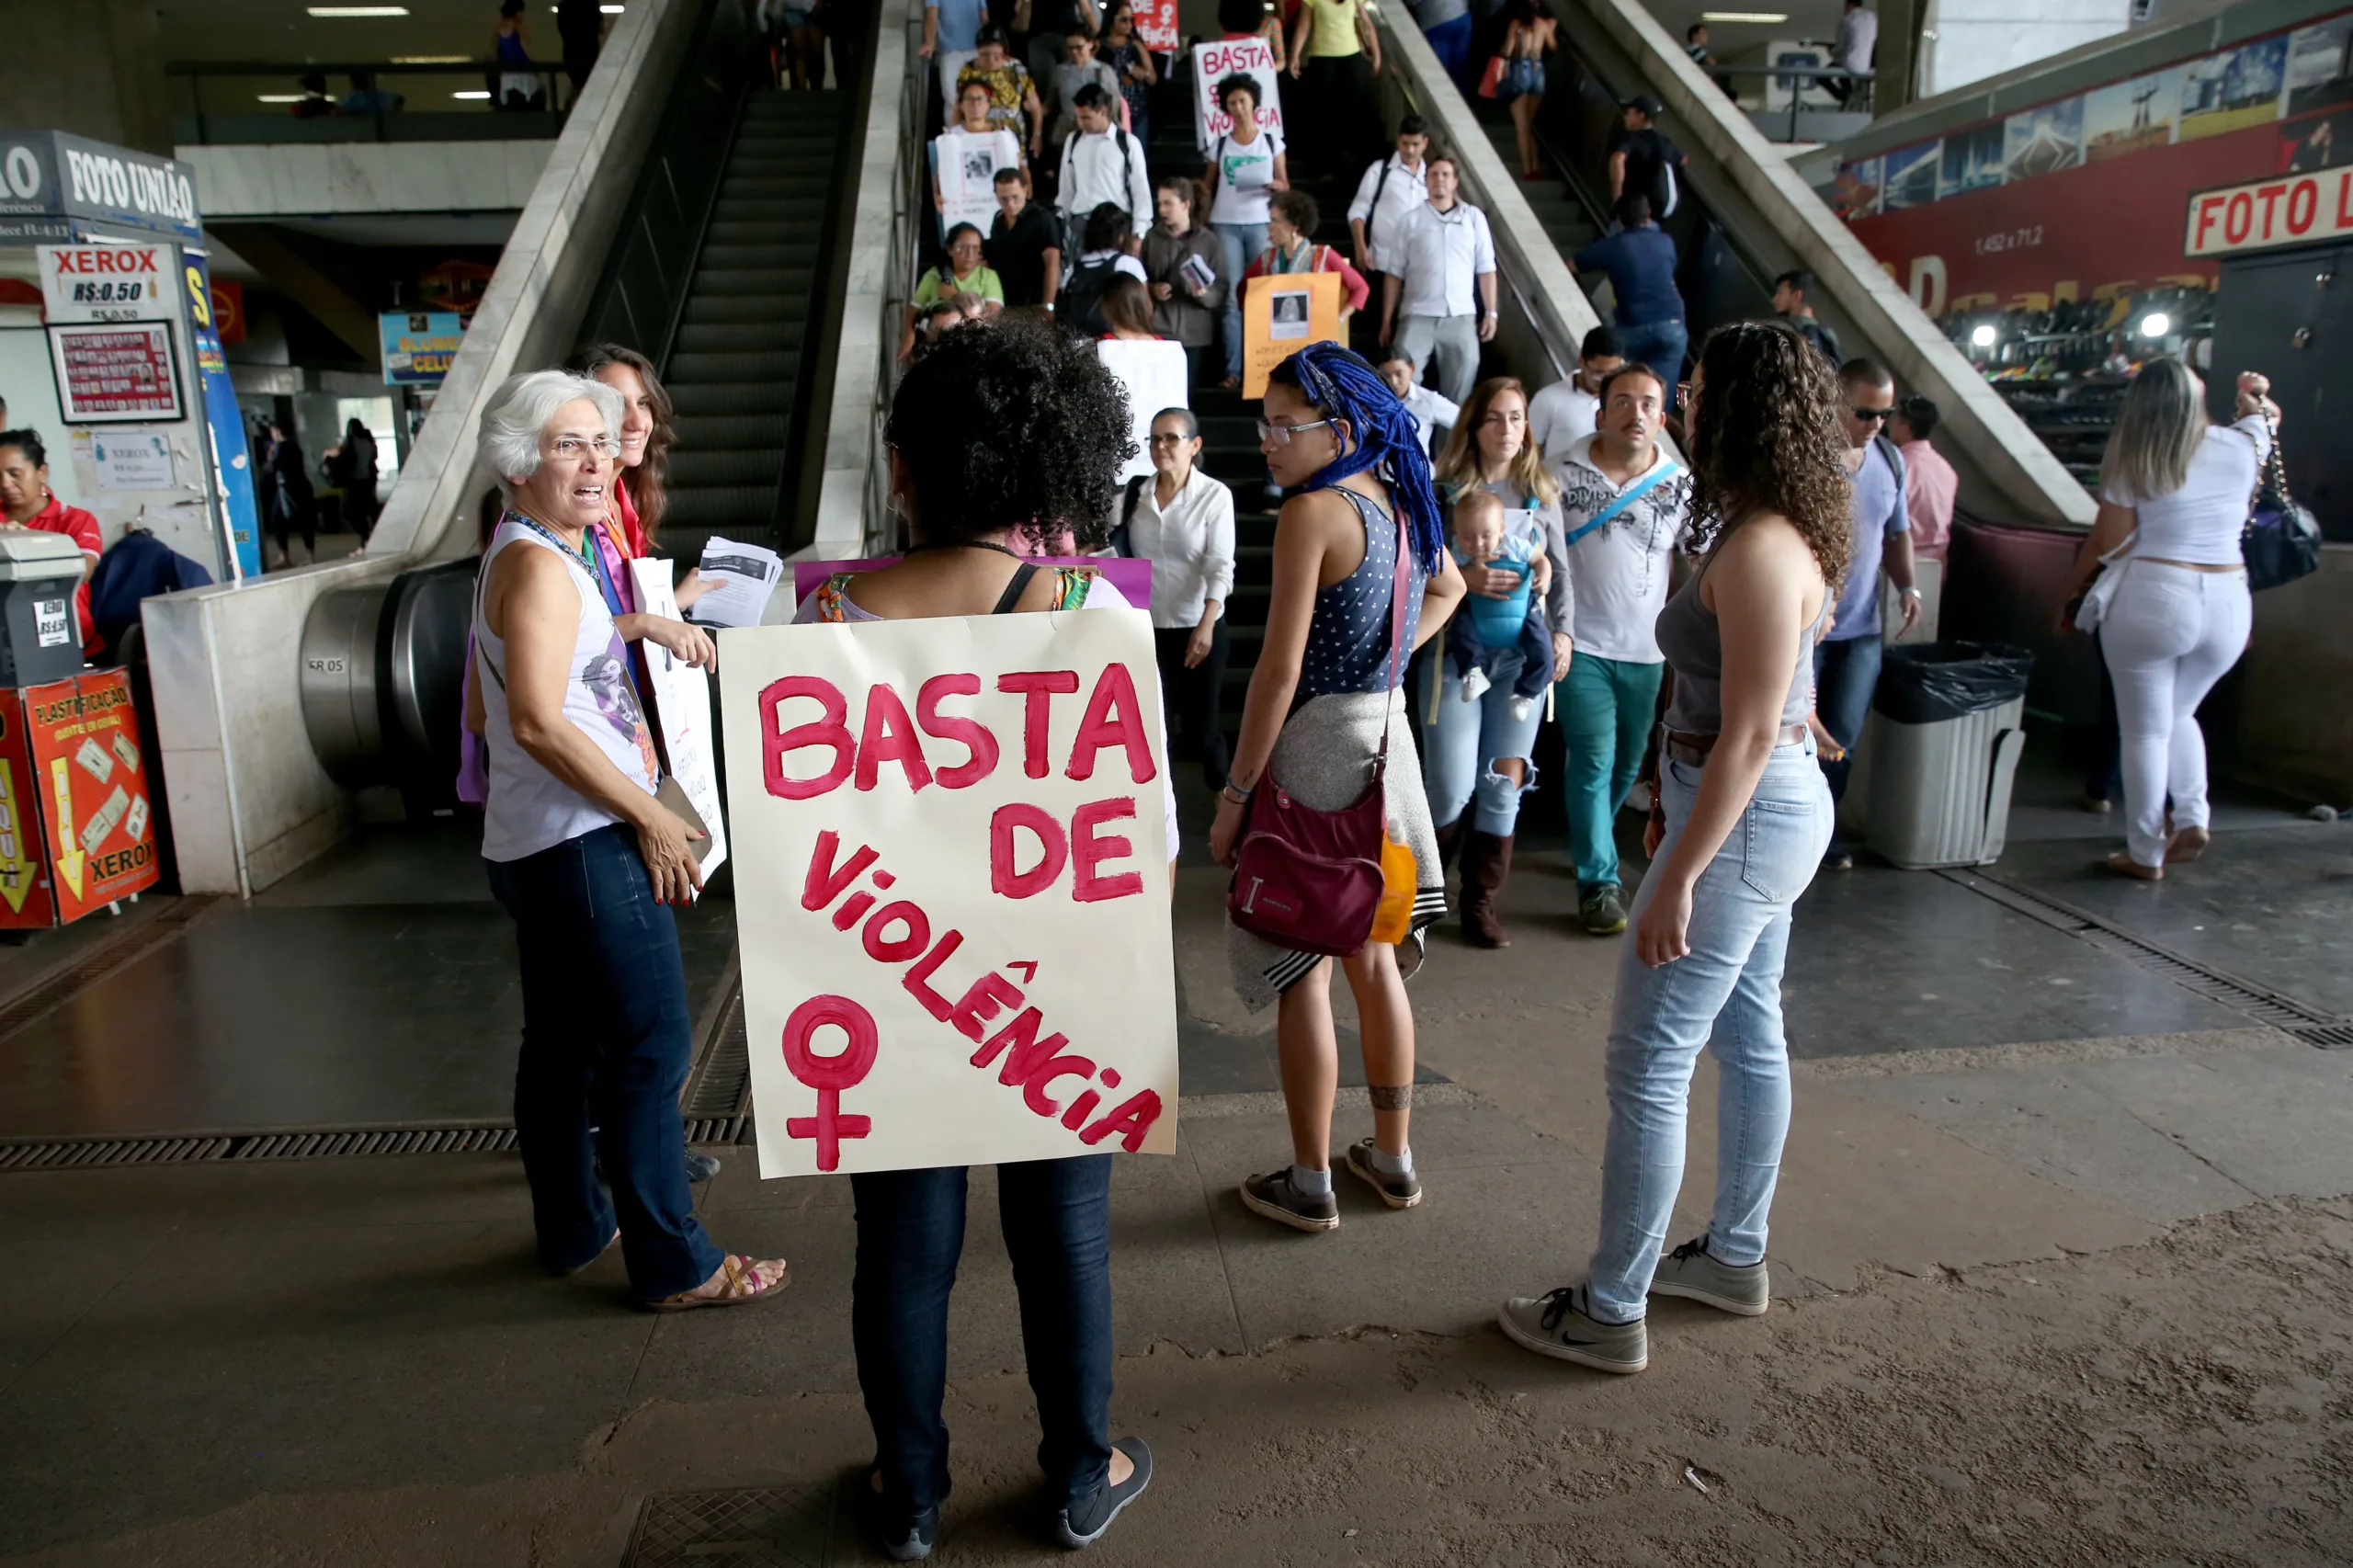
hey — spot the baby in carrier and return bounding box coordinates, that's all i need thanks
[1446,489,1552,722]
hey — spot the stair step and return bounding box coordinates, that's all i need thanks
[699,243,824,270]
[668,381,796,415]
[675,319,807,353]
[670,413,791,450]
[666,485,780,525]
[682,293,807,325]
[669,348,802,382]
[691,267,819,296]
[669,449,785,487]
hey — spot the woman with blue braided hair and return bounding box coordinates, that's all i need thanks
[1210,341,1467,1233]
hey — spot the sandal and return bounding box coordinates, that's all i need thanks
[642,1253,790,1312]
[2099,850,2162,881]
[2165,824,2211,863]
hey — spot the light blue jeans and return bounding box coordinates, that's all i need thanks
[1422,650,1545,835]
[1212,221,1267,381]
[1586,739,1833,1324]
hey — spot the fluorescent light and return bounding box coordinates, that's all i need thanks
[552,3,623,8]
[1970,323,1997,348]
[451,89,492,98]
[392,53,471,62]
[256,94,305,102]
[2140,312,2170,338]
[307,6,411,15]
[1699,11,1787,21]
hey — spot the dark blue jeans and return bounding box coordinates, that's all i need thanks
[852,1155,1115,1514]
[485,823,722,1300]
[1618,319,1690,408]
[1813,632,1882,824]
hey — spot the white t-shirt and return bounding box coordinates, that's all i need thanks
[1526,377,1598,464]
[2102,414,2270,567]
[1552,434,1693,664]
[1209,129,1285,227]
[1402,383,1458,456]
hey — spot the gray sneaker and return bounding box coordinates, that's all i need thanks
[1343,1138,1423,1209]
[1580,885,1629,935]
[1496,1285,1647,1373]
[1650,1236,1769,1316]
[1239,1168,1339,1233]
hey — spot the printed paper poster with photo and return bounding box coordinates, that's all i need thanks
[2288,17,2353,114]
[1831,156,1882,220]
[1937,122,2005,199]
[2180,37,2287,141]
[1881,142,1940,210]
[2003,97,2084,182]
[2083,69,2181,163]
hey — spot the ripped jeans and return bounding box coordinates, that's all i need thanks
[1423,648,1545,835]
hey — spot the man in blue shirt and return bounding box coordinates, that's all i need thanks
[923,0,988,122]
[1815,357,1922,869]
[1573,194,1687,407]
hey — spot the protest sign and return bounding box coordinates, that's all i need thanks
[1241,269,1341,398]
[630,560,728,881]
[933,127,1021,238]
[1191,36,1284,152]
[719,606,1177,1178]
[1135,0,1179,52]
[1097,337,1189,481]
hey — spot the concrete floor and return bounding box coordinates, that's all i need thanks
[0,743,2349,1563]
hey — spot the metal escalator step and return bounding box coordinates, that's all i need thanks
[669,348,801,382]
[681,293,803,325]
[691,268,818,296]
[667,381,795,415]
[665,485,779,524]
[703,221,802,245]
[717,177,835,200]
[674,319,806,353]
[698,243,823,270]
[669,413,790,450]
[712,199,830,223]
[668,448,784,487]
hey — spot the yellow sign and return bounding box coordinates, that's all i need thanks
[0,761,28,915]
[49,757,83,900]
[1241,270,1342,400]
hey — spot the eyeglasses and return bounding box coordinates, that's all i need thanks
[1256,415,1336,446]
[1850,405,1893,423]
[1148,432,1193,446]
[543,437,620,460]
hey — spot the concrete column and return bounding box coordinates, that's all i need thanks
[1876,0,1921,111]
[0,0,172,155]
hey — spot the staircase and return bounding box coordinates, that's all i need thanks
[659,89,847,563]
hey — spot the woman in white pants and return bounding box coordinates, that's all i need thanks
[2063,361,2278,880]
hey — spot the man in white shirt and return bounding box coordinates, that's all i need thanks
[1524,325,1623,464]
[1347,114,1431,294]
[1378,157,1497,405]
[1549,362,1692,936]
[1380,349,1459,457]
[1057,85,1153,241]
[1829,0,1878,106]
[1120,408,1238,788]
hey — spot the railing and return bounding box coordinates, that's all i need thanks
[165,59,574,144]
[1710,63,1875,143]
[866,12,928,556]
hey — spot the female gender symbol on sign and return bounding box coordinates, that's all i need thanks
[782,994,879,1171]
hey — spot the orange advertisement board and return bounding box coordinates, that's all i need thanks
[10,671,162,925]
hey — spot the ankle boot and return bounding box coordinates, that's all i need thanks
[1435,818,1465,874]
[1461,831,1514,949]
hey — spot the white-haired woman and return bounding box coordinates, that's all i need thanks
[2062,361,2276,881]
[467,369,786,1310]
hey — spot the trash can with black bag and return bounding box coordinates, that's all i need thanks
[1862,641,2034,869]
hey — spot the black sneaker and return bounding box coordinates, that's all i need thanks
[1238,1168,1339,1232]
[1342,1137,1422,1209]
[858,1471,938,1562]
[1055,1437,1153,1548]
[1579,885,1629,936]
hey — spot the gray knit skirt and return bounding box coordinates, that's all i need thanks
[1226,687,1449,1013]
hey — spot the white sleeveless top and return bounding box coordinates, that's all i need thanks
[475,514,661,862]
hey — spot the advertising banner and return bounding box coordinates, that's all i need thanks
[1241,269,1340,399]
[186,250,263,579]
[37,243,176,324]
[48,322,183,422]
[13,671,162,923]
[380,311,465,386]
[1191,37,1284,152]
[2184,166,2353,256]
[630,559,728,881]
[0,131,200,244]
[719,608,1177,1178]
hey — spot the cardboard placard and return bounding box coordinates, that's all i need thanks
[1191,36,1284,153]
[934,128,1022,238]
[1241,269,1342,399]
[718,608,1177,1179]
[0,699,57,928]
[630,559,729,882]
[16,670,162,922]
[792,556,1154,613]
[1134,0,1179,53]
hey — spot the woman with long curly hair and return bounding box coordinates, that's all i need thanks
[1212,341,1465,1233]
[795,317,1166,1560]
[1497,320,1849,1375]
[1427,376,1570,948]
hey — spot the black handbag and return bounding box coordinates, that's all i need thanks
[2243,417,2322,593]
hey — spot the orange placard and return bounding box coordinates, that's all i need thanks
[0,694,57,928]
[1241,270,1342,400]
[19,671,162,923]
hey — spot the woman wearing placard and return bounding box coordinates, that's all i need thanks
[1203,73,1289,390]
[795,318,1166,1560]
[1212,342,1465,1233]
[467,369,785,1312]
[1426,376,1570,949]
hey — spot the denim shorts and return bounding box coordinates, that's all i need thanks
[1501,58,1546,98]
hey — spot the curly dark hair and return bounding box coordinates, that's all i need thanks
[885,316,1135,551]
[1685,320,1853,590]
[562,342,674,546]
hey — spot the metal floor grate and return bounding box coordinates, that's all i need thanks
[624,1483,835,1567]
[684,984,751,1119]
[0,1124,518,1171]
[1938,867,2346,1034]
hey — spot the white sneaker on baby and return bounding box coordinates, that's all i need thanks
[1509,695,1535,722]
[1461,668,1492,701]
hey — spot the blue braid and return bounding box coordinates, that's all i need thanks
[1279,341,1446,575]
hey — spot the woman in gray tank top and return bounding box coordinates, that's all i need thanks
[1495,322,1852,1375]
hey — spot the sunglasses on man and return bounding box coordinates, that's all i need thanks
[1850,404,1893,423]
